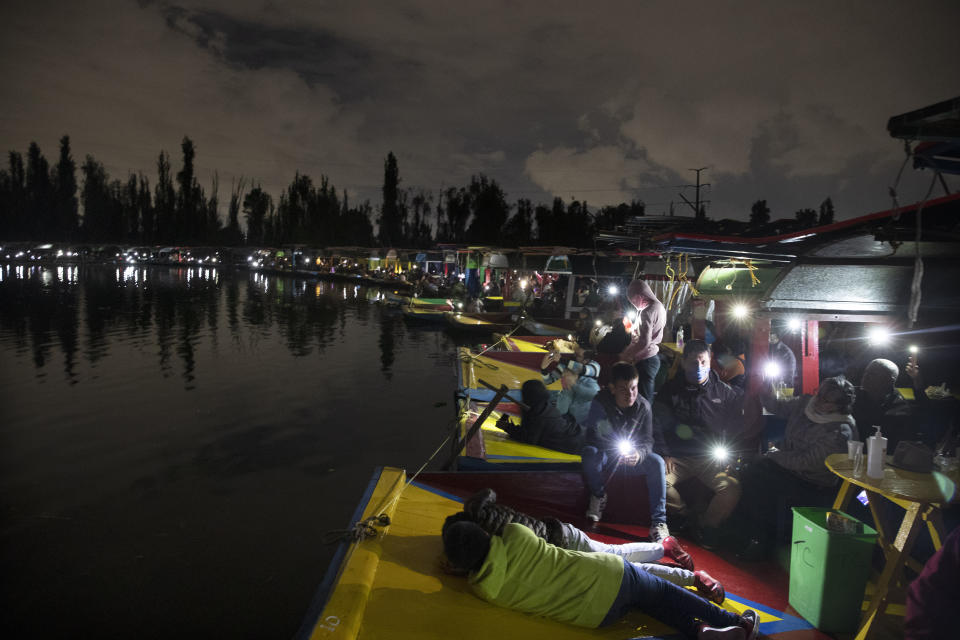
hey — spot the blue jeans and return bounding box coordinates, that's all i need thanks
[582,446,667,524]
[601,559,742,637]
[635,354,660,404]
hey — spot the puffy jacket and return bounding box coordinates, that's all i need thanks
[762,392,858,487]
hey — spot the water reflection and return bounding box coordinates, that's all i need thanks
[0,264,424,386]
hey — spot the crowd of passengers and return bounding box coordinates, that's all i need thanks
[493,279,951,556]
[441,278,955,639]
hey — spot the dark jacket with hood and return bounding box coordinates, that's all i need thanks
[443,488,566,547]
[653,369,745,457]
[582,387,654,463]
[501,379,585,454]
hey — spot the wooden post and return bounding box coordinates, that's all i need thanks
[743,314,771,441]
[802,319,820,395]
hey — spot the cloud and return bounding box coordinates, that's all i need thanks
[1,0,957,225]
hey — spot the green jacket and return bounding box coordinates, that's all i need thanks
[468,522,624,628]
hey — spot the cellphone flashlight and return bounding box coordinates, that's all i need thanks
[617,439,634,456]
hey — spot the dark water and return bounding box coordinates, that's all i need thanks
[0,263,466,639]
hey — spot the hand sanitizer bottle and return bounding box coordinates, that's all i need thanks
[866,425,887,479]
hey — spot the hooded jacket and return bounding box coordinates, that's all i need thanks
[620,280,665,363]
[448,488,566,547]
[583,387,654,463]
[761,391,858,487]
[501,380,585,454]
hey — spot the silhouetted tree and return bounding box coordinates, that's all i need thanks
[204,173,220,243]
[596,200,644,232]
[80,155,110,241]
[818,197,835,226]
[175,137,204,243]
[465,175,509,244]
[137,173,153,244]
[1,152,27,239]
[406,189,433,246]
[243,186,271,245]
[154,151,175,243]
[749,199,770,226]
[378,152,402,246]
[26,142,53,239]
[437,186,470,243]
[52,136,79,241]
[563,199,593,247]
[501,198,534,246]
[795,207,817,228]
[223,177,246,245]
[341,198,374,245]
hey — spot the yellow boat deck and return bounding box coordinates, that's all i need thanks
[303,467,803,640]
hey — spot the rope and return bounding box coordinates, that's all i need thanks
[666,253,699,310]
[907,170,940,327]
[322,416,459,546]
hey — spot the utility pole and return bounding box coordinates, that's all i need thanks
[679,167,710,219]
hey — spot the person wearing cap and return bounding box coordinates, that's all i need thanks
[539,345,602,426]
[620,279,666,403]
[441,519,759,639]
[853,358,920,449]
[733,376,858,559]
[653,340,745,546]
[496,379,586,455]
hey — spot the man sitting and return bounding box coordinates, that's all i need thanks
[581,361,670,542]
[442,519,758,639]
[654,340,745,544]
[539,343,601,426]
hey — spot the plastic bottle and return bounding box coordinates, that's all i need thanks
[866,425,887,479]
[676,327,684,349]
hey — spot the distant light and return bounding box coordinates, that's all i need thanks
[520,279,528,289]
[711,445,730,463]
[617,439,634,456]
[867,325,891,346]
[608,285,619,296]
[909,344,919,354]
[787,316,802,332]
[567,334,575,341]
[763,361,781,379]
[731,303,750,320]
[595,319,603,327]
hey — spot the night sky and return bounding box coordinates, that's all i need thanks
[2,0,958,224]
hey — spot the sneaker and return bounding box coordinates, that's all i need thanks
[585,493,607,523]
[649,521,670,543]
[693,570,726,605]
[739,609,759,640]
[697,623,745,640]
[662,536,694,571]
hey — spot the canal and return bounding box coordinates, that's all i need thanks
[0,263,467,639]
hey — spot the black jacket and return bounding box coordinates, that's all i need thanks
[583,388,654,463]
[653,370,745,457]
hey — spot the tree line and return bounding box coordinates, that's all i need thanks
[0,137,836,248]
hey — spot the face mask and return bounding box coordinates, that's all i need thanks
[685,364,709,384]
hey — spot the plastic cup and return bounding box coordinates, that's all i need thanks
[847,440,864,460]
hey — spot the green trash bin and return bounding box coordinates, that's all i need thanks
[789,507,877,633]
